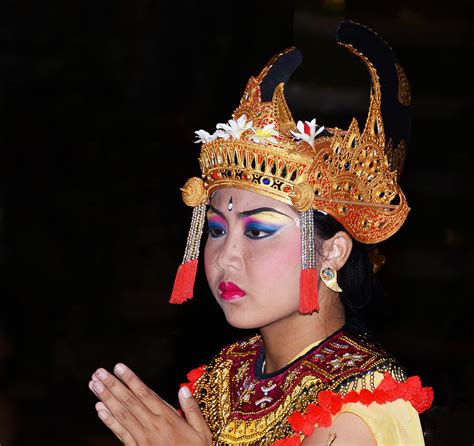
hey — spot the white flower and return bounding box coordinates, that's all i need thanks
[194,129,218,144]
[250,123,279,144]
[213,129,230,140]
[290,118,325,147]
[216,114,252,140]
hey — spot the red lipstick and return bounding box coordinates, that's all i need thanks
[218,282,246,301]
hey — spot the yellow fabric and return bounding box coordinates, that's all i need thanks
[289,344,425,445]
[288,339,323,363]
[337,372,425,446]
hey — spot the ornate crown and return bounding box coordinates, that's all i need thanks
[181,21,411,244]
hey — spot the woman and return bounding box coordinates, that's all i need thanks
[88,20,433,445]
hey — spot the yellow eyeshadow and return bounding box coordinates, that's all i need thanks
[247,212,293,224]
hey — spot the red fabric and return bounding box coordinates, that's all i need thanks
[306,404,332,427]
[288,411,315,436]
[342,390,359,404]
[377,372,434,412]
[180,364,206,394]
[373,388,389,404]
[317,390,343,415]
[359,388,375,405]
[283,372,434,442]
[186,365,206,382]
[169,259,198,304]
[299,268,319,314]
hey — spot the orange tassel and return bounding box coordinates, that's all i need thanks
[299,268,319,314]
[169,259,198,304]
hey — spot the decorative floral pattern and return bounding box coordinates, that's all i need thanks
[290,119,325,148]
[194,129,218,144]
[195,114,323,147]
[216,114,253,140]
[250,123,279,144]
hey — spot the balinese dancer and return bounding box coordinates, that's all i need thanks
[88,20,433,445]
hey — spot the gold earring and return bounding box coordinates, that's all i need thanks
[320,266,342,292]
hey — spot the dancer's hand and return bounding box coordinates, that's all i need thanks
[88,363,211,446]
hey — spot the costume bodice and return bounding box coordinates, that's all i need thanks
[193,322,407,445]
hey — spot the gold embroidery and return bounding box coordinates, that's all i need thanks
[234,360,251,384]
[195,333,404,445]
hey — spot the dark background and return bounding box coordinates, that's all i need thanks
[1,0,473,444]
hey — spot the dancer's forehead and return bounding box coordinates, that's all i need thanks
[208,188,298,219]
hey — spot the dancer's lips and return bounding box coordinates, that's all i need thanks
[218,282,246,301]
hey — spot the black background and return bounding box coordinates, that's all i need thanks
[1,0,473,445]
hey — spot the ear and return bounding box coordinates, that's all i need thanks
[320,231,353,271]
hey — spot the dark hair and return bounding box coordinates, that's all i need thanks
[313,212,384,319]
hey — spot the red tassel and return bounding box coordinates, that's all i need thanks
[299,268,319,314]
[169,259,198,304]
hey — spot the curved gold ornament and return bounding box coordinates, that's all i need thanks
[192,38,411,244]
[181,177,207,207]
[290,182,314,212]
[320,266,342,292]
[395,63,411,106]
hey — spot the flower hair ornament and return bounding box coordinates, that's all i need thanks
[170,20,412,313]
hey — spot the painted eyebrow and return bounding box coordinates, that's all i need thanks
[239,207,292,218]
[208,205,225,219]
[208,205,292,219]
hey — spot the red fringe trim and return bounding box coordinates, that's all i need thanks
[169,259,198,304]
[274,372,434,444]
[179,364,206,394]
[299,268,319,314]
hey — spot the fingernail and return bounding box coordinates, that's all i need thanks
[96,368,108,380]
[180,386,192,398]
[93,381,105,393]
[95,401,107,411]
[114,363,127,375]
[98,409,108,420]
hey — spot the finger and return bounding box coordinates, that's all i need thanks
[96,405,137,446]
[94,368,155,422]
[89,380,100,398]
[92,374,147,440]
[113,363,172,415]
[178,386,212,440]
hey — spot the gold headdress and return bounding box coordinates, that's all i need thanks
[170,21,412,311]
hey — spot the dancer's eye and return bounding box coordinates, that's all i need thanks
[208,223,226,239]
[244,222,279,240]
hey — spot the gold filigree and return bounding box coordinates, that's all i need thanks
[395,63,411,106]
[181,177,207,207]
[290,182,314,211]
[184,35,410,244]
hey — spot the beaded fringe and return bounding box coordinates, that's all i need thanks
[299,209,319,314]
[170,204,206,304]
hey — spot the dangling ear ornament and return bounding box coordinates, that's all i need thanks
[320,266,342,292]
[170,177,207,304]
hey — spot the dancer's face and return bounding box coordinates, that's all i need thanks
[204,188,301,329]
